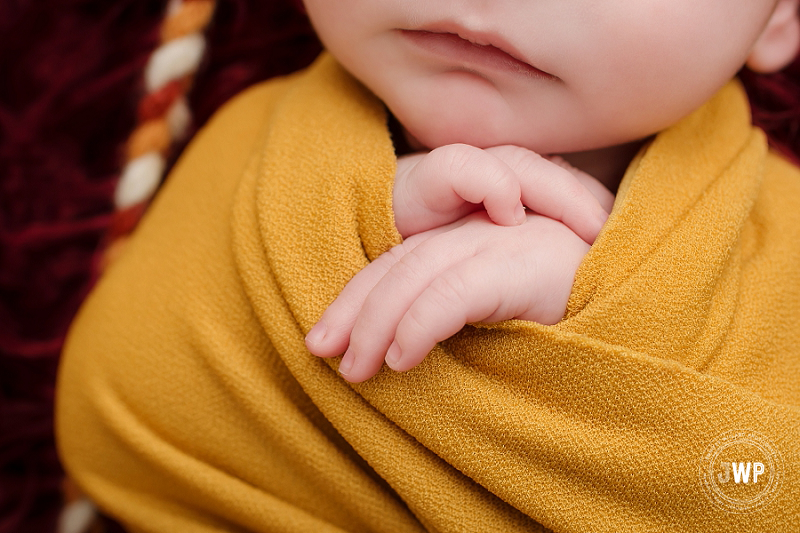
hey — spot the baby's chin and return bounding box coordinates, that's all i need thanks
[399,115,572,155]
[385,91,575,154]
[404,121,502,151]
[396,108,531,152]
[394,103,645,157]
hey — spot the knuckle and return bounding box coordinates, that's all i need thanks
[346,321,370,354]
[503,147,544,177]
[386,241,411,262]
[358,245,406,285]
[402,304,429,340]
[428,273,468,310]
[483,164,514,194]
[438,143,480,176]
[562,179,587,206]
[385,248,427,287]
[448,145,516,200]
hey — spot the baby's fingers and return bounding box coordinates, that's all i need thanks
[385,251,518,372]
[304,225,454,359]
[304,241,417,359]
[486,145,610,244]
[338,216,491,382]
[395,144,525,237]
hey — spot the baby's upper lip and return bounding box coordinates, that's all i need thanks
[410,21,550,76]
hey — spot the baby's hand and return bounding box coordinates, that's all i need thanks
[305,210,591,383]
[393,144,614,244]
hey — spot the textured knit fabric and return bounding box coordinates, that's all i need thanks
[56,53,800,533]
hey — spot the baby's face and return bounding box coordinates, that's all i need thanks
[304,0,782,154]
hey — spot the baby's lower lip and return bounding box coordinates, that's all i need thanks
[400,29,556,80]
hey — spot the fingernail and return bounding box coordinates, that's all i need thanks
[514,203,526,225]
[385,342,402,369]
[339,348,354,376]
[306,320,327,346]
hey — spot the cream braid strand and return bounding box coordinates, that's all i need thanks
[100,0,216,272]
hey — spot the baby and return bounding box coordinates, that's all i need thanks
[303,0,800,382]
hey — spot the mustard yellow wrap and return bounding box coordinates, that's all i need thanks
[56,53,800,532]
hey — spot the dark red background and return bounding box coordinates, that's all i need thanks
[0,1,319,530]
